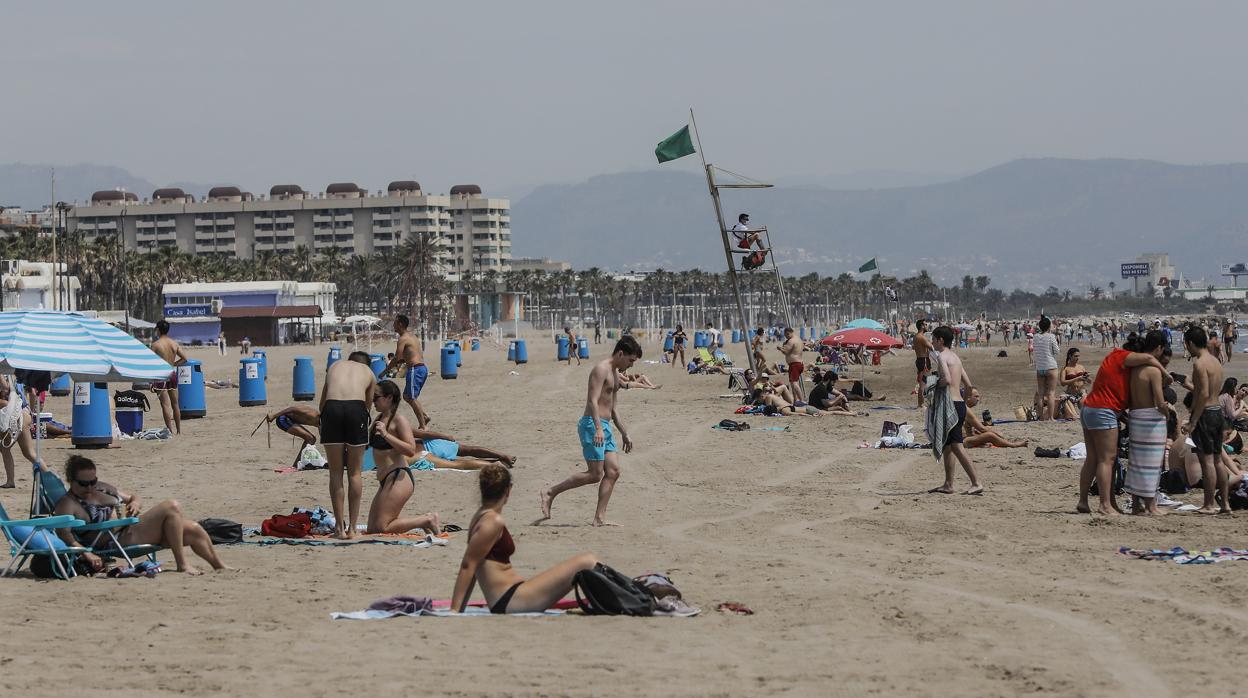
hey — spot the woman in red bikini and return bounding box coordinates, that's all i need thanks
[450,464,598,614]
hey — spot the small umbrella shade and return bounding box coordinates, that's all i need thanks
[0,311,173,514]
[844,318,886,331]
[820,328,904,348]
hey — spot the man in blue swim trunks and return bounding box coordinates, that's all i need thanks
[266,404,320,467]
[539,336,641,526]
[383,314,431,429]
[412,427,517,468]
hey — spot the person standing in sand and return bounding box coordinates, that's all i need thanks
[382,314,430,429]
[912,320,933,409]
[777,327,805,403]
[751,327,767,373]
[1123,338,1169,516]
[1182,326,1228,514]
[927,326,983,496]
[149,319,188,436]
[1032,316,1060,421]
[564,326,582,366]
[539,336,641,526]
[318,351,377,538]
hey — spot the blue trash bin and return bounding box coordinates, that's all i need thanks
[293,356,315,401]
[369,354,386,378]
[514,339,528,364]
[507,341,516,362]
[799,327,807,340]
[50,373,71,397]
[557,336,570,361]
[471,338,480,351]
[445,341,461,368]
[326,345,341,371]
[664,332,675,352]
[239,358,266,406]
[441,346,459,379]
[693,331,705,348]
[71,382,112,448]
[253,350,268,381]
[178,359,206,418]
[577,337,589,359]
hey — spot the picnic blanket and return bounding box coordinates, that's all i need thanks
[1117,547,1248,564]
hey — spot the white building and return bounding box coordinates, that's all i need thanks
[0,260,80,311]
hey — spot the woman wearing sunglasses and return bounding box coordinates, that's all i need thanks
[52,455,228,575]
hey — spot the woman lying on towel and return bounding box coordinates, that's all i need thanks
[750,385,821,416]
[451,464,599,614]
[52,455,228,575]
[366,380,442,536]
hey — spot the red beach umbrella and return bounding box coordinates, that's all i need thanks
[819,328,904,348]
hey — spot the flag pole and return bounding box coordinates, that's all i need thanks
[690,108,757,379]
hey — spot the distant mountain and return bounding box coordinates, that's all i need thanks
[0,163,217,208]
[771,169,964,190]
[512,158,1248,290]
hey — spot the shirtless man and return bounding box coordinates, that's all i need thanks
[318,351,377,538]
[962,388,1027,448]
[912,320,933,408]
[928,326,983,495]
[564,326,582,366]
[1124,340,1169,516]
[149,320,188,436]
[265,404,320,468]
[539,336,640,526]
[777,327,805,403]
[1183,326,1228,514]
[382,314,430,429]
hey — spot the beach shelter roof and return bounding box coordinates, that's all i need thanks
[343,315,382,325]
[820,328,903,349]
[0,311,173,381]
[844,318,885,331]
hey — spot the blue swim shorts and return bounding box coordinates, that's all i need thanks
[1080,406,1119,431]
[404,364,428,400]
[577,416,616,462]
[275,414,294,432]
[424,438,459,461]
[411,458,436,471]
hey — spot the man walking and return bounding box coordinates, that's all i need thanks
[383,314,430,429]
[927,326,983,496]
[539,336,641,526]
[150,319,188,436]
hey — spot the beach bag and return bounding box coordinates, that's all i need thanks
[198,518,243,544]
[633,572,682,600]
[573,563,656,616]
[297,446,328,470]
[716,419,750,431]
[743,251,766,270]
[260,511,312,538]
[1159,468,1188,495]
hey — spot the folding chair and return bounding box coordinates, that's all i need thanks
[36,470,159,567]
[0,501,89,579]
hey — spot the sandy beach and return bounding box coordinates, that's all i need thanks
[0,334,1240,697]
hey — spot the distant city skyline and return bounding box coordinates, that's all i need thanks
[4,1,1248,197]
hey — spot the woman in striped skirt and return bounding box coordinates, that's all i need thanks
[1124,356,1170,516]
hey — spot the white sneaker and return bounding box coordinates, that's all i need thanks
[1156,493,1182,508]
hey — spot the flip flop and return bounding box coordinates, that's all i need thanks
[962,487,985,496]
[927,487,954,494]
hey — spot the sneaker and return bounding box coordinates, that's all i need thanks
[1156,492,1182,508]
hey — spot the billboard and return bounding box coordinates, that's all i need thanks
[1221,263,1247,275]
[1120,262,1150,278]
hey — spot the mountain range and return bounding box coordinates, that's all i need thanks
[2,159,1244,290]
[512,158,1248,290]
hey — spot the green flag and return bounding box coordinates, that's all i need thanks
[655,125,696,163]
[858,258,878,273]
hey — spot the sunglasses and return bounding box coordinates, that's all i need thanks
[73,478,98,488]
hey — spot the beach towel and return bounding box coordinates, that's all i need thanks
[331,607,565,620]
[1124,409,1167,498]
[924,375,958,461]
[241,527,446,547]
[1117,547,1248,564]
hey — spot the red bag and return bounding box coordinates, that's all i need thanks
[260,511,313,538]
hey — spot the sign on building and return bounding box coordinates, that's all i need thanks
[1120,263,1151,279]
[164,304,213,318]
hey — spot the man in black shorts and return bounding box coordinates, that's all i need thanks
[912,320,933,409]
[317,351,377,538]
[1182,326,1227,514]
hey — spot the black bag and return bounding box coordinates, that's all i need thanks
[716,419,750,431]
[573,563,656,616]
[1159,468,1188,495]
[30,553,95,579]
[850,381,872,399]
[113,390,151,412]
[199,518,243,544]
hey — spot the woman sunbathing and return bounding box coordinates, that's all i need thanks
[366,380,442,536]
[751,386,820,416]
[617,370,661,390]
[52,455,228,574]
[451,464,599,614]
[962,389,1027,448]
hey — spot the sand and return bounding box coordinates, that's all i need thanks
[0,333,1241,697]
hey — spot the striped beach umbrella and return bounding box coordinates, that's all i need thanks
[0,311,173,381]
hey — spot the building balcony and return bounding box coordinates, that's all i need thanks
[195,217,234,227]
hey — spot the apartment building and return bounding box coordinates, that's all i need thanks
[66,181,511,278]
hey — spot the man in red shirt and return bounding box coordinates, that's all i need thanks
[1076,331,1169,515]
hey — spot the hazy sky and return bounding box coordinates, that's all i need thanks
[6,1,1247,196]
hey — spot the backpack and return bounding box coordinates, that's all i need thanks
[572,563,657,616]
[716,419,750,431]
[198,518,243,544]
[260,511,313,538]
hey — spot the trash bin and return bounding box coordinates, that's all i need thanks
[577,337,589,359]
[178,360,206,418]
[50,373,71,397]
[440,346,458,379]
[557,336,570,361]
[239,358,266,406]
[369,354,386,378]
[507,341,516,362]
[72,382,112,447]
[326,345,341,371]
[293,356,315,401]
[252,350,268,381]
[513,339,528,364]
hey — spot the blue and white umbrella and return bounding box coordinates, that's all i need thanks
[844,317,886,331]
[0,311,173,382]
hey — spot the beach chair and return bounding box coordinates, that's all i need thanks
[0,500,89,579]
[36,470,159,567]
[697,347,733,368]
